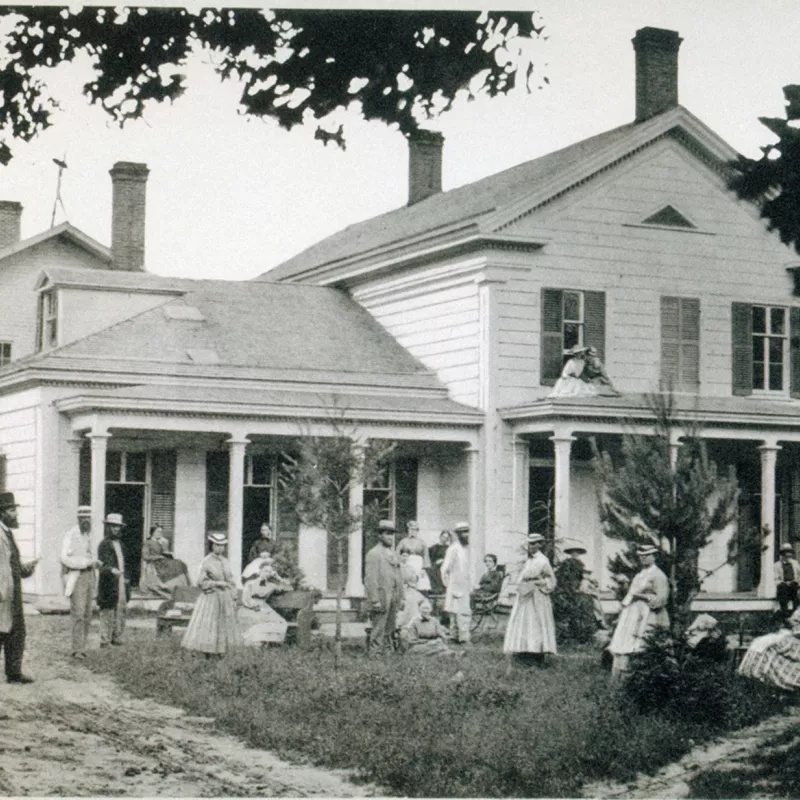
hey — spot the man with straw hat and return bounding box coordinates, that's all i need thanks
[774,542,800,620]
[97,512,130,647]
[60,504,101,659]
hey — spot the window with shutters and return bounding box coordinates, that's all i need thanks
[0,342,12,367]
[660,297,700,390]
[540,288,606,386]
[752,305,787,392]
[36,290,58,351]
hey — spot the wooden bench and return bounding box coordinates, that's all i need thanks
[156,585,318,648]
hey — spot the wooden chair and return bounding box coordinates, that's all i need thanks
[155,585,202,636]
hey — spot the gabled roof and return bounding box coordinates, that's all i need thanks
[262,105,739,284]
[0,222,110,265]
[8,278,446,391]
[36,265,196,293]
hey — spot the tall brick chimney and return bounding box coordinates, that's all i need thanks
[408,130,443,205]
[109,161,148,271]
[0,201,22,251]
[632,27,682,122]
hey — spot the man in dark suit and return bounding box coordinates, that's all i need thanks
[0,492,39,683]
[97,513,130,646]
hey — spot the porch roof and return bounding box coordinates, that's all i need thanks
[54,382,484,427]
[500,393,800,432]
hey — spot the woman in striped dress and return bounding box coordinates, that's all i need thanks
[182,532,242,656]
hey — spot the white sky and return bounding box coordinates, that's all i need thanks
[1,0,799,280]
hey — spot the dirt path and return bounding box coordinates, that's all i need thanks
[0,614,378,797]
[582,701,800,799]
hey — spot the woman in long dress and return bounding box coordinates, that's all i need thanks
[140,524,190,598]
[182,532,242,656]
[238,557,293,646]
[503,533,557,667]
[608,545,669,676]
[396,550,427,630]
[739,608,800,690]
[396,520,431,592]
[427,530,451,595]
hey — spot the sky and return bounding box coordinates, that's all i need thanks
[1,0,800,281]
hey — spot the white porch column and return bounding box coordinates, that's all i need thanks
[345,443,365,598]
[227,437,249,585]
[759,440,781,600]
[549,434,575,544]
[669,433,683,472]
[63,437,84,512]
[465,444,482,583]
[88,430,110,553]
[512,437,530,536]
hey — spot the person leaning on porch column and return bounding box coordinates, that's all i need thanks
[97,513,130,647]
[60,505,101,659]
[774,543,800,620]
[441,521,472,644]
[0,492,38,684]
[364,519,404,656]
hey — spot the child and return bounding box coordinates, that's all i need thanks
[182,532,242,656]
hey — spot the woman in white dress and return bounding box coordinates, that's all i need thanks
[503,533,557,668]
[396,520,431,592]
[396,550,427,630]
[608,544,669,676]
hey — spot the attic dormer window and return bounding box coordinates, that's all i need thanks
[36,290,58,351]
[641,205,696,229]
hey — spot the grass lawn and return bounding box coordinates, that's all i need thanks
[85,628,786,798]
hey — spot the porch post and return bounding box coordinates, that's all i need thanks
[465,444,481,583]
[669,433,683,471]
[759,440,781,600]
[227,437,249,585]
[88,430,110,553]
[549,434,576,544]
[345,443,365,598]
[64,436,84,511]
[512,436,530,535]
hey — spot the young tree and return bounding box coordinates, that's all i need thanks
[279,413,393,666]
[593,393,739,636]
[0,7,547,164]
[729,84,800,254]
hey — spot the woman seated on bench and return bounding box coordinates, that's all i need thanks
[140,524,190,599]
[739,607,800,690]
[238,556,293,646]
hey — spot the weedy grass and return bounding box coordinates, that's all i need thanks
[86,633,785,798]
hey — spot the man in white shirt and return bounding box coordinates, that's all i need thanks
[441,521,472,644]
[60,505,100,659]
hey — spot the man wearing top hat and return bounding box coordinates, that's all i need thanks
[364,519,405,655]
[97,512,130,647]
[441,521,472,644]
[0,491,39,683]
[774,543,800,619]
[60,505,102,659]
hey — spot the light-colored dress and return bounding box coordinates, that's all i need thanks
[609,564,669,656]
[441,542,471,616]
[503,552,557,654]
[181,554,242,655]
[549,356,597,399]
[739,630,800,690]
[396,562,426,629]
[396,535,431,592]
[237,571,292,646]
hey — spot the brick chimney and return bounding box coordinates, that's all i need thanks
[109,161,149,271]
[632,27,682,122]
[0,201,22,251]
[408,130,443,205]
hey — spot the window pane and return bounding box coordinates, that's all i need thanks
[771,308,786,335]
[563,291,580,321]
[752,306,766,333]
[563,322,581,350]
[752,336,763,361]
[770,365,784,391]
[47,320,57,346]
[753,360,765,390]
[126,452,147,483]
[769,336,784,364]
[106,452,122,483]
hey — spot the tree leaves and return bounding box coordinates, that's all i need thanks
[0,7,546,164]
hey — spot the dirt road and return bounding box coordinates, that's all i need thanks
[0,615,377,797]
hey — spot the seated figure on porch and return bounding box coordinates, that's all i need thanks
[739,608,800,690]
[247,522,278,563]
[238,557,293,646]
[139,524,190,599]
[549,345,619,399]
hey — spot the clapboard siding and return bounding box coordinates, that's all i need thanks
[490,139,795,407]
[352,261,482,406]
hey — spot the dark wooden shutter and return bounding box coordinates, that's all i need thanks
[540,289,563,386]
[661,297,700,390]
[150,450,176,539]
[0,454,7,492]
[680,298,700,388]
[583,291,606,363]
[78,442,91,505]
[791,306,800,398]
[731,302,753,396]
[660,296,680,388]
[394,456,418,536]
